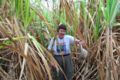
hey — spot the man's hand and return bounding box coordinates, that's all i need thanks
[50,60,58,69]
[75,39,86,47]
[50,61,56,68]
[79,40,86,47]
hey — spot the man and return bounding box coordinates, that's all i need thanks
[48,24,85,80]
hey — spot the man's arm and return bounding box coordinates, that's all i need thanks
[68,35,85,46]
[48,38,54,51]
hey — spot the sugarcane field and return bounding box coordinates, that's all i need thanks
[0,0,120,80]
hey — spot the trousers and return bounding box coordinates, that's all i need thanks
[52,54,73,80]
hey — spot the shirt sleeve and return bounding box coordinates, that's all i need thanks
[48,38,54,51]
[67,35,80,45]
[68,35,75,45]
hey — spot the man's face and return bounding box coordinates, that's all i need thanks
[58,29,66,39]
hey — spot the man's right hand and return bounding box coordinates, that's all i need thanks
[50,60,58,69]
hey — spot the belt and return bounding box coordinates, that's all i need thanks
[54,54,70,56]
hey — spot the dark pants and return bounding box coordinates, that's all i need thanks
[53,55,73,80]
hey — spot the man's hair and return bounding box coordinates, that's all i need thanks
[57,24,67,32]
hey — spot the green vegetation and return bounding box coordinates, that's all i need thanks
[0,0,120,80]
